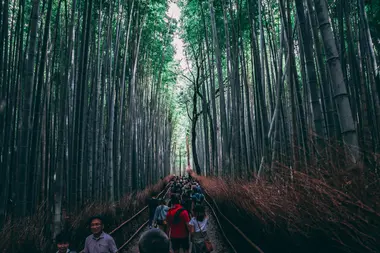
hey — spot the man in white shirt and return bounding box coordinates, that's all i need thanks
[83,216,118,253]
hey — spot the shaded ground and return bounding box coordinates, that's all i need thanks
[122,209,232,253]
[206,211,233,253]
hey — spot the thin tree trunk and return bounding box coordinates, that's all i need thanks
[295,0,324,144]
[18,0,40,216]
[209,0,229,174]
[314,0,359,161]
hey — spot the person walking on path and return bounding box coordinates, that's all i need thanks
[147,196,159,229]
[191,186,205,216]
[188,205,210,253]
[153,198,169,233]
[83,216,118,253]
[166,195,190,253]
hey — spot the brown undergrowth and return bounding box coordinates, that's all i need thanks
[191,156,380,253]
[0,175,172,253]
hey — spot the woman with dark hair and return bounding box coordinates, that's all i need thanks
[188,205,209,253]
[138,229,170,253]
[55,232,76,253]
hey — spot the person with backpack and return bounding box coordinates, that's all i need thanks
[188,205,211,253]
[181,190,193,216]
[166,194,190,253]
[153,198,169,234]
[191,187,205,216]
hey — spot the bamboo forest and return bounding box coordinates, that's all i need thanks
[0,0,380,252]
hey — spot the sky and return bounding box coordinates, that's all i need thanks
[167,1,191,174]
[167,1,187,70]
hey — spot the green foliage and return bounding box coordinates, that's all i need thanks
[367,1,380,54]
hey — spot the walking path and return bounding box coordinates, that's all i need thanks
[122,209,232,253]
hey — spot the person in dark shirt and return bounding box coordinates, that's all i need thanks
[138,229,170,253]
[148,197,159,228]
[181,191,192,215]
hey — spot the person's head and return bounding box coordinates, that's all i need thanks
[88,215,104,236]
[138,228,170,253]
[56,233,70,253]
[194,204,206,221]
[171,194,180,205]
[159,198,166,205]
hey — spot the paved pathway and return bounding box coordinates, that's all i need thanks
[123,209,232,253]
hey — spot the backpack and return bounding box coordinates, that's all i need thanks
[192,193,204,203]
[172,208,186,224]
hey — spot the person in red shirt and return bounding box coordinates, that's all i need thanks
[166,194,190,253]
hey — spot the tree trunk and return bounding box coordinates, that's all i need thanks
[295,0,324,143]
[314,0,359,161]
[18,0,40,216]
[209,0,229,174]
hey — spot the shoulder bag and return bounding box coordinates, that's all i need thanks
[196,219,213,252]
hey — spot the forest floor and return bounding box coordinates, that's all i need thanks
[123,209,232,253]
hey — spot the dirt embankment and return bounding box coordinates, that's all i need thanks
[0,176,173,253]
[190,165,380,253]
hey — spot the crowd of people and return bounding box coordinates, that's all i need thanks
[55,175,212,253]
[146,175,211,253]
